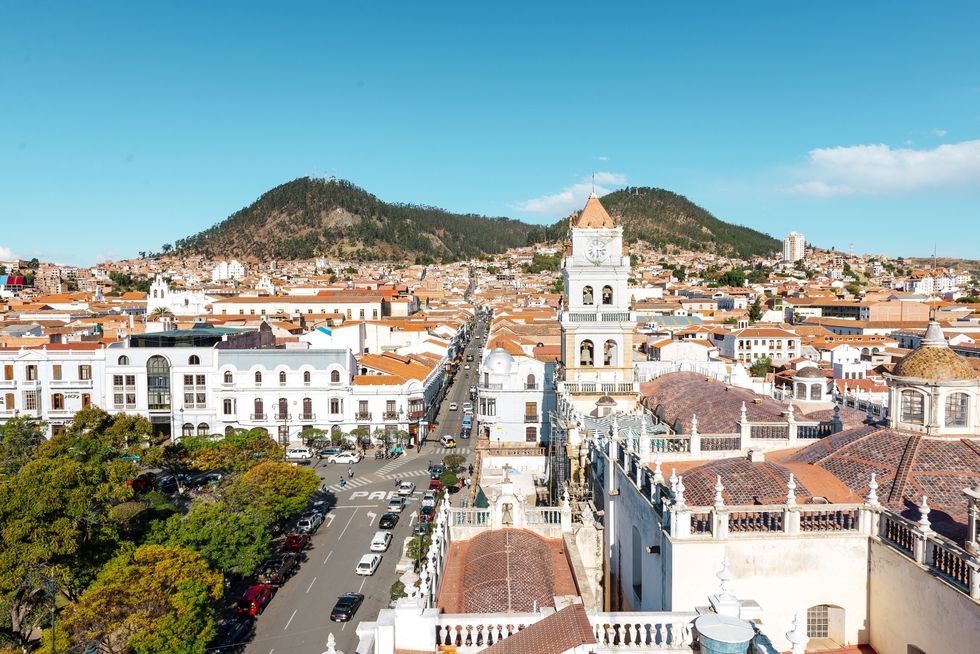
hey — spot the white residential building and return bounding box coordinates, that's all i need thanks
[477,346,556,444]
[211,259,246,282]
[782,231,805,262]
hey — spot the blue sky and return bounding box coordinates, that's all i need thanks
[2,2,979,265]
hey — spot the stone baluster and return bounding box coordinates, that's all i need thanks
[606,625,615,646]
[786,402,798,444]
[638,416,651,463]
[713,475,729,538]
[785,473,800,534]
[560,489,572,534]
[690,414,701,455]
[653,455,664,486]
[672,475,691,538]
[860,473,881,535]
[786,614,808,654]
[738,401,751,450]
[914,495,932,564]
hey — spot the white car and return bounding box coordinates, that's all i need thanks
[370,531,392,552]
[449,402,458,411]
[440,435,456,449]
[464,364,471,370]
[462,403,473,414]
[285,447,312,460]
[387,497,406,513]
[422,490,437,508]
[327,451,362,464]
[398,481,416,496]
[355,553,382,576]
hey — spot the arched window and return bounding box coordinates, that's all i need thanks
[901,390,925,425]
[602,285,613,305]
[223,371,233,384]
[631,526,643,600]
[188,355,200,366]
[225,425,235,436]
[278,398,288,420]
[253,398,264,420]
[580,340,594,367]
[118,355,129,366]
[525,426,537,442]
[795,383,806,398]
[302,397,312,419]
[810,384,822,400]
[254,371,262,385]
[146,356,171,410]
[583,286,594,305]
[330,370,341,383]
[182,423,194,437]
[279,371,287,386]
[604,339,618,366]
[526,373,536,389]
[946,393,969,427]
[197,423,209,436]
[303,371,311,385]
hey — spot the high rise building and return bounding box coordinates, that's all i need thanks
[783,231,805,262]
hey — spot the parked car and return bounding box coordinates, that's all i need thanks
[387,497,405,513]
[464,364,471,370]
[309,500,328,515]
[210,617,255,652]
[285,447,312,460]
[428,479,443,492]
[155,474,189,495]
[330,592,364,622]
[379,512,399,529]
[458,428,470,440]
[128,472,156,493]
[412,522,430,537]
[440,435,456,449]
[326,451,361,464]
[188,471,223,489]
[283,533,311,552]
[370,530,393,552]
[236,585,274,617]
[420,505,435,523]
[422,490,437,507]
[430,464,445,480]
[466,354,474,362]
[296,513,324,534]
[316,446,343,459]
[257,554,299,585]
[398,481,416,496]
[448,402,458,411]
[462,402,473,414]
[355,553,382,576]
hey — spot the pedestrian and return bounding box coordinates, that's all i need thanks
[428,460,432,471]
[348,466,353,479]
[394,477,400,487]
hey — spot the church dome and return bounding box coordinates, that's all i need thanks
[794,367,825,379]
[892,322,975,382]
[483,347,514,375]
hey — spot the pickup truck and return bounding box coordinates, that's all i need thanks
[257,554,299,585]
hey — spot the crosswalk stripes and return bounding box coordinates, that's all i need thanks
[431,446,470,455]
[321,476,373,493]
[376,457,413,475]
[382,469,429,480]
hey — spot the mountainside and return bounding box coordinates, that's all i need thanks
[548,187,779,259]
[175,178,544,263]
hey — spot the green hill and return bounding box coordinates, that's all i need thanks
[174,178,545,263]
[547,187,779,259]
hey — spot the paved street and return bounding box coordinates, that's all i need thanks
[243,315,486,654]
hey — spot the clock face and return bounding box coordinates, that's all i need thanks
[586,239,608,263]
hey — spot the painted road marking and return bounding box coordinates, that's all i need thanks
[306,576,317,593]
[323,550,333,565]
[339,508,359,540]
[284,609,297,630]
[366,511,377,526]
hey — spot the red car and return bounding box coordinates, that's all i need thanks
[128,472,156,493]
[236,584,274,617]
[428,479,442,492]
[283,533,311,552]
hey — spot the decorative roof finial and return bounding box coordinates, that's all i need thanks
[713,475,726,510]
[786,473,797,505]
[325,633,338,654]
[690,413,699,436]
[918,495,932,534]
[786,402,795,422]
[740,401,748,422]
[866,473,880,507]
[786,614,809,654]
[674,475,686,509]
[717,557,735,600]
[653,455,664,485]
[668,467,678,489]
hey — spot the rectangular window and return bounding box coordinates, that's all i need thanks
[359,309,365,319]
[223,398,234,415]
[23,391,38,411]
[486,399,496,416]
[113,375,137,409]
[81,393,91,409]
[26,365,38,381]
[3,365,12,381]
[386,400,396,414]
[901,391,924,425]
[330,398,341,414]
[4,393,14,410]
[52,365,62,381]
[183,375,206,409]
[372,309,378,319]
[79,365,92,380]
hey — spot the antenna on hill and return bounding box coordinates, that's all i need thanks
[592,172,596,195]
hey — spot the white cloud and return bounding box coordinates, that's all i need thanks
[513,172,627,215]
[931,128,947,137]
[597,155,609,161]
[790,139,980,197]
[0,246,15,259]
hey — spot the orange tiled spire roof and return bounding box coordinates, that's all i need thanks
[575,192,615,228]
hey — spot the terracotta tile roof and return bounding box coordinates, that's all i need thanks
[480,603,596,654]
[575,193,615,228]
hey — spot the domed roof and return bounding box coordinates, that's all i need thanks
[483,347,514,375]
[596,395,617,406]
[794,366,825,379]
[458,530,564,613]
[892,322,975,382]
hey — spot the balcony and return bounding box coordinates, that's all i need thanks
[250,413,266,421]
[479,383,503,391]
[0,380,15,388]
[356,412,372,422]
[524,383,539,390]
[299,413,315,422]
[383,411,399,421]
[523,414,540,423]
[274,413,291,421]
[54,379,93,388]
[407,409,425,420]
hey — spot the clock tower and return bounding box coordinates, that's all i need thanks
[558,193,638,415]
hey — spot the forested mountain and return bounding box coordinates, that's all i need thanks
[175,178,546,263]
[544,187,779,259]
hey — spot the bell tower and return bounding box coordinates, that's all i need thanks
[559,193,638,415]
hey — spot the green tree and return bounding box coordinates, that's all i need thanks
[0,417,47,477]
[749,357,773,377]
[717,269,745,287]
[149,501,271,577]
[673,265,686,282]
[439,471,459,489]
[748,296,764,323]
[845,282,863,296]
[442,454,466,470]
[60,545,223,654]
[406,535,432,568]
[231,461,319,520]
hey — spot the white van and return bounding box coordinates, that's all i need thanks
[285,446,312,460]
[356,553,382,576]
